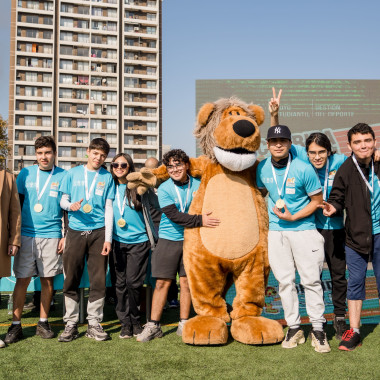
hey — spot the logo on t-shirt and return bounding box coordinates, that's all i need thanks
[95,181,105,196]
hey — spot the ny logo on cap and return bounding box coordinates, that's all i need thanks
[274,127,281,134]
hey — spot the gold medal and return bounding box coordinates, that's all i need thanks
[34,203,43,213]
[83,203,92,213]
[276,199,285,209]
[117,218,126,228]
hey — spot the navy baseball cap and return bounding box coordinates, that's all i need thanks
[266,125,292,141]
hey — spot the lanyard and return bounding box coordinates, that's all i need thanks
[116,185,127,217]
[352,155,374,196]
[315,159,329,201]
[174,177,191,213]
[271,156,291,198]
[84,165,100,202]
[36,166,54,202]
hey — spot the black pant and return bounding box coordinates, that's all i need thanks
[319,228,347,317]
[110,240,150,326]
[63,227,108,303]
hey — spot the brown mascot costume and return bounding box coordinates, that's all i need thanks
[128,97,284,345]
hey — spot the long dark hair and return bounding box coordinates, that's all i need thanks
[305,132,335,155]
[110,153,142,211]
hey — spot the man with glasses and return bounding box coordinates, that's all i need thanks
[137,149,220,342]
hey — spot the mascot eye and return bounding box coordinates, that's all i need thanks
[237,112,240,115]
[229,112,232,115]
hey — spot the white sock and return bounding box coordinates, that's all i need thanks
[312,323,323,331]
[12,321,21,325]
[353,327,360,334]
[39,318,48,322]
[289,325,300,330]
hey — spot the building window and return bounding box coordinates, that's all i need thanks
[25,116,37,126]
[147,136,157,145]
[60,60,73,70]
[147,122,156,131]
[42,102,52,112]
[106,120,117,130]
[42,117,51,127]
[59,118,71,128]
[59,147,71,157]
[59,132,72,142]
[147,27,156,35]
[61,18,74,28]
[60,74,72,84]
[77,119,88,128]
[90,119,102,130]
[25,72,38,82]
[60,46,73,55]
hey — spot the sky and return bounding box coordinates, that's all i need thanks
[1,0,380,157]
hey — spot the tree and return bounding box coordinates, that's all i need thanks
[0,116,10,169]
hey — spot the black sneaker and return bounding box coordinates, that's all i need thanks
[338,328,362,351]
[333,316,348,340]
[132,322,143,337]
[4,324,23,344]
[36,321,55,339]
[58,324,79,342]
[119,325,133,339]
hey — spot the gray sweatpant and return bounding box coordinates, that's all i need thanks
[268,229,326,329]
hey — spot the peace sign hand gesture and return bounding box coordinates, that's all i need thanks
[269,87,282,115]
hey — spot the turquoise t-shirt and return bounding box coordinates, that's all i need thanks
[291,145,347,230]
[158,176,201,241]
[256,156,321,231]
[17,165,66,238]
[60,165,115,231]
[369,167,380,235]
[113,183,148,244]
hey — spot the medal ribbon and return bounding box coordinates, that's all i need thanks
[84,165,100,202]
[352,155,374,198]
[174,176,191,213]
[271,156,292,199]
[116,185,127,217]
[36,166,55,202]
[314,159,329,201]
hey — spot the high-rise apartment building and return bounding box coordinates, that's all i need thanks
[9,0,162,172]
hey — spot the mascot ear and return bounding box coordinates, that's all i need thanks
[197,103,215,127]
[248,105,265,126]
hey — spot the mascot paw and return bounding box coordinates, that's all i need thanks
[126,169,157,195]
[230,316,284,345]
[182,316,228,345]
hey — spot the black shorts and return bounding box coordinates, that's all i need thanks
[151,238,186,280]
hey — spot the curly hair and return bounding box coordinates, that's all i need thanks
[162,149,189,166]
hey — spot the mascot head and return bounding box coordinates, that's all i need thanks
[194,97,265,172]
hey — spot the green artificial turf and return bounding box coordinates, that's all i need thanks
[0,291,379,380]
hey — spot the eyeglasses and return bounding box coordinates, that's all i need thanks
[307,150,328,158]
[167,163,185,172]
[111,162,129,169]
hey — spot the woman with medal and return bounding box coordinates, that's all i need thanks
[110,153,153,339]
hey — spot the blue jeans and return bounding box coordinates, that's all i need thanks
[345,233,380,300]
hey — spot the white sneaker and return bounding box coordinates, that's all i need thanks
[136,322,163,342]
[0,339,5,348]
[310,329,331,353]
